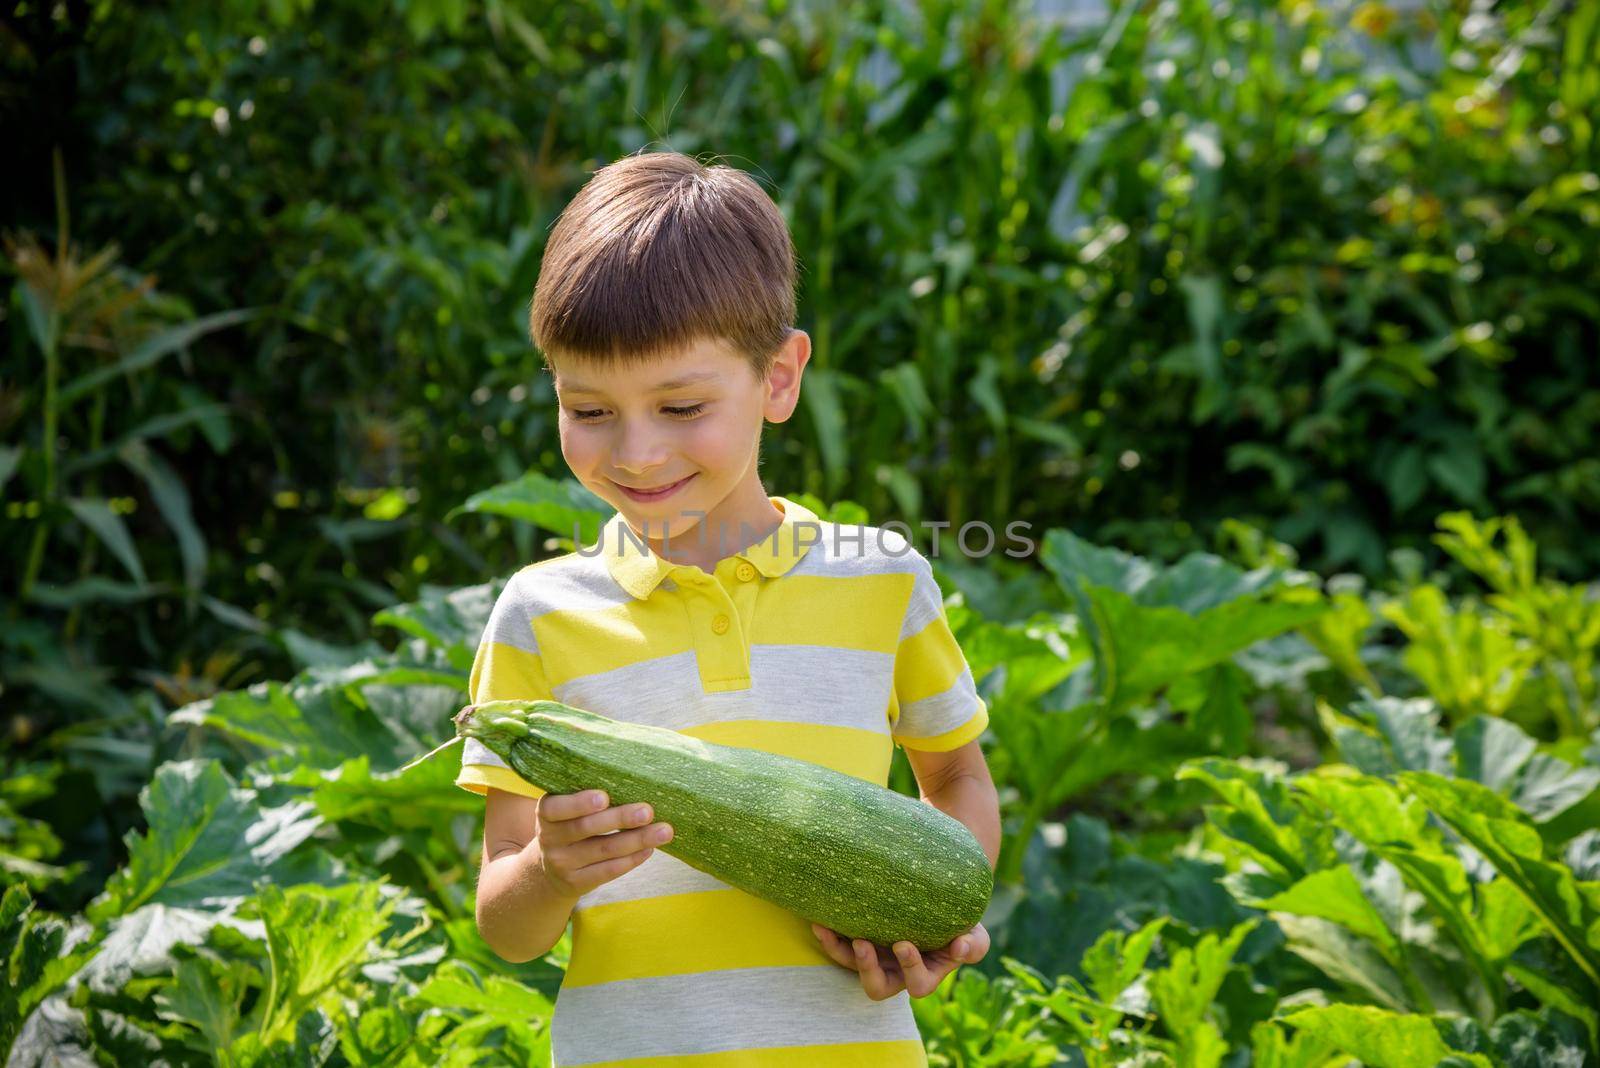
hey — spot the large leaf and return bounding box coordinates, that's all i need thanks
[249,881,398,1047]
[1178,758,1338,882]
[1,886,99,1059]
[1401,771,1600,994]
[86,761,326,923]
[1295,772,1502,1006]
[1148,921,1256,1056]
[1253,866,1401,964]
[170,667,457,773]
[1327,699,1600,823]
[447,470,609,543]
[1280,1005,1494,1068]
[371,577,505,670]
[1043,530,1326,706]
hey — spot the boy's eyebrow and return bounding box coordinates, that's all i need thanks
[557,370,721,394]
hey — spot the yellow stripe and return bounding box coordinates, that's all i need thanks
[896,705,989,753]
[536,599,691,687]
[469,640,552,705]
[564,889,833,986]
[683,721,892,785]
[751,574,910,653]
[455,763,546,799]
[571,1040,928,1068]
[894,619,967,704]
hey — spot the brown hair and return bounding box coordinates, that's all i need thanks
[529,150,799,382]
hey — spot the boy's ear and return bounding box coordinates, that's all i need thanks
[762,330,811,424]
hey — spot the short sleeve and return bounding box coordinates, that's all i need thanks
[456,571,551,800]
[889,550,989,752]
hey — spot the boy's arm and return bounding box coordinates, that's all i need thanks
[476,788,578,963]
[904,740,1001,870]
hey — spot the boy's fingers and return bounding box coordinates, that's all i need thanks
[812,925,857,970]
[894,942,934,996]
[540,790,608,824]
[566,846,653,892]
[853,939,899,1001]
[565,823,671,865]
[566,804,657,845]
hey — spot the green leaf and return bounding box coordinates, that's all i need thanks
[1401,771,1600,993]
[153,953,248,1053]
[64,497,147,586]
[1149,921,1256,1043]
[447,470,609,542]
[0,444,21,496]
[372,577,503,664]
[801,368,849,498]
[0,887,98,1054]
[1384,445,1429,512]
[119,440,207,591]
[1249,1020,1341,1068]
[1269,913,1412,1011]
[1489,1008,1590,1068]
[1299,592,1377,690]
[411,960,554,1026]
[1510,754,1600,824]
[23,577,170,609]
[61,404,234,479]
[87,760,326,922]
[969,355,1008,436]
[1295,772,1499,995]
[58,308,260,406]
[1454,716,1539,793]
[1280,1006,1493,1068]
[80,903,233,996]
[1428,447,1487,507]
[1179,758,1337,881]
[252,881,397,1046]
[1255,866,1399,959]
[1179,273,1225,421]
[1043,530,1326,706]
[1079,917,1166,1007]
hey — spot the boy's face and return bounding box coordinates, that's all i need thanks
[550,332,809,544]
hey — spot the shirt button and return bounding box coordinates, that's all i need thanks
[735,562,756,582]
[711,613,730,635]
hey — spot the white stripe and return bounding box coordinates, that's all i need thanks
[461,736,511,773]
[518,553,632,617]
[894,668,980,742]
[787,523,923,580]
[479,573,540,656]
[552,646,896,737]
[551,965,919,1063]
[899,554,947,641]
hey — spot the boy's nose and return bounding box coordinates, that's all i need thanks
[611,427,670,475]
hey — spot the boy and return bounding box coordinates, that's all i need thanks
[455,149,1000,1067]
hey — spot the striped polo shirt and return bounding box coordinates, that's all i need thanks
[455,494,989,1068]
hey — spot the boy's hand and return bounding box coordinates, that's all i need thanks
[536,790,673,899]
[810,921,990,1001]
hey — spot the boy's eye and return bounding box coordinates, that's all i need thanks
[566,403,705,422]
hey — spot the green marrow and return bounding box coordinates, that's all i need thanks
[456,699,992,951]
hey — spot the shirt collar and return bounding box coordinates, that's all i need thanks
[599,494,821,601]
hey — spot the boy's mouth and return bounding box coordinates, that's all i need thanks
[614,473,696,502]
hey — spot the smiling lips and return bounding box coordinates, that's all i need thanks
[614,474,696,502]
